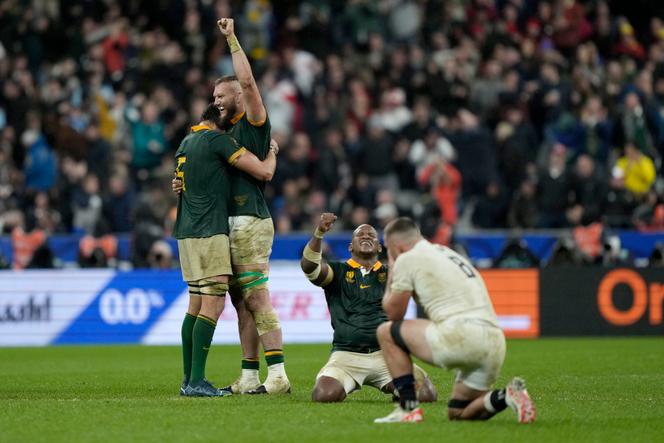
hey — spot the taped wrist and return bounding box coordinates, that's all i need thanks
[313,228,325,239]
[227,35,241,53]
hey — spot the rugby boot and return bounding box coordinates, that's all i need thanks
[246,375,291,394]
[374,405,424,423]
[221,375,261,394]
[184,379,232,397]
[505,377,536,423]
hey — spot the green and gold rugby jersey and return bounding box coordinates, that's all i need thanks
[227,112,271,219]
[323,259,389,353]
[173,125,247,239]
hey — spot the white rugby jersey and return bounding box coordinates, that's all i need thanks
[390,239,499,325]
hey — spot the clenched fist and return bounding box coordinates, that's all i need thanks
[217,18,235,37]
[317,213,337,234]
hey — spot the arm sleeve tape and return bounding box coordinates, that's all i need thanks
[302,244,322,262]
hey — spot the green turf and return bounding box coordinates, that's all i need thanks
[1,338,663,443]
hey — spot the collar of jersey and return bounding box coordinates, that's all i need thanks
[230,111,245,125]
[346,258,382,272]
[191,124,214,132]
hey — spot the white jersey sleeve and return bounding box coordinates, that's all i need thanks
[390,240,499,326]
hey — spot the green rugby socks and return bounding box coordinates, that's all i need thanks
[265,349,284,366]
[181,313,197,382]
[190,315,217,384]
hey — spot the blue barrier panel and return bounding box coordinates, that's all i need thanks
[0,230,662,266]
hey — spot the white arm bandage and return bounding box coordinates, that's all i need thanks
[303,244,322,281]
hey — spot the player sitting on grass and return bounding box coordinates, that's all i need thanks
[374,217,536,423]
[301,212,437,403]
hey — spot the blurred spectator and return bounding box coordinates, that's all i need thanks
[537,144,572,228]
[447,110,496,199]
[147,239,174,270]
[22,127,56,192]
[78,220,118,268]
[493,239,540,269]
[568,155,608,226]
[103,173,135,233]
[472,180,509,229]
[11,214,47,270]
[417,154,460,227]
[508,180,539,229]
[127,100,167,181]
[611,143,656,197]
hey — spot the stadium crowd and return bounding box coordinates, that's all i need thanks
[0,0,663,269]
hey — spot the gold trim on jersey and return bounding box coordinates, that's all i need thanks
[247,115,267,127]
[346,259,383,272]
[191,124,214,132]
[230,111,245,125]
[228,147,247,165]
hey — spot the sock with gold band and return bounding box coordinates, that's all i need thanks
[264,349,284,366]
[242,358,260,370]
[190,315,217,384]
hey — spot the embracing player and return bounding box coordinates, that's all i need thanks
[301,213,437,403]
[175,104,278,397]
[374,217,536,423]
[215,18,289,394]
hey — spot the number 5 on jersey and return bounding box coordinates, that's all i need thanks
[176,156,186,191]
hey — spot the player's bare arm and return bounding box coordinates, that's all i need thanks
[301,213,336,287]
[382,287,411,321]
[218,18,267,125]
[172,138,279,193]
[382,249,411,320]
[232,140,277,181]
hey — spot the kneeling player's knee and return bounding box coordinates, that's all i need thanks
[418,379,438,403]
[312,383,345,403]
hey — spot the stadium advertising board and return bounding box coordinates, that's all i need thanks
[0,265,538,346]
[540,268,664,335]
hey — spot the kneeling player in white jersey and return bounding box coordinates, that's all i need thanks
[374,217,536,424]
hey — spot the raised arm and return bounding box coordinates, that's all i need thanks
[218,18,267,125]
[301,213,337,287]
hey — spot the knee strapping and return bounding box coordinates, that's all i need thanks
[254,309,280,336]
[234,271,269,298]
[197,279,229,297]
[390,321,410,354]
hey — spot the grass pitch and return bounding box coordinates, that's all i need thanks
[1,338,663,443]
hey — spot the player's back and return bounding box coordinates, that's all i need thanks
[173,127,237,239]
[392,240,498,326]
[228,114,271,218]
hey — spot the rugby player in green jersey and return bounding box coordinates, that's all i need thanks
[175,104,278,397]
[213,17,289,395]
[301,213,438,403]
[174,18,288,394]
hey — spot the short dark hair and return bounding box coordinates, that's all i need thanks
[384,217,420,239]
[215,75,239,85]
[200,103,221,123]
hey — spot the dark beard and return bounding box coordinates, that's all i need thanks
[218,103,238,130]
